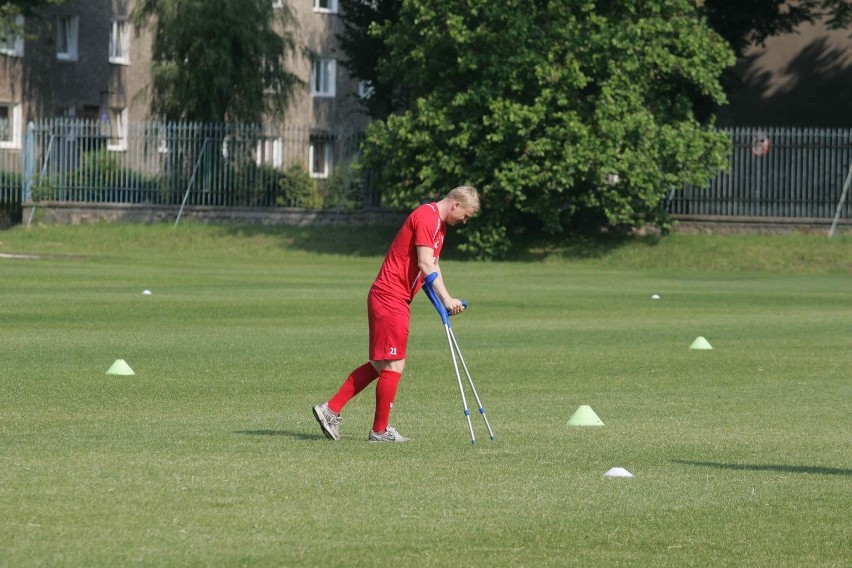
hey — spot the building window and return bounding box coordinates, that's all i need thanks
[0,103,23,149]
[106,108,128,151]
[0,15,25,57]
[260,56,281,94]
[313,0,338,13]
[109,20,130,64]
[257,138,284,168]
[57,15,79,61]
[309,137,332,179]
[358,80,375,100]
[56,105,76,118]
[156,125,170,154]
[311,58,336,98]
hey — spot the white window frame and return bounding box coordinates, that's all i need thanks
[260,56,280,94]
[313,0,339,14]
[257,138,284,168]
[0,103,23,149]
[109,19,130,65]
[358,80,375,100]
[106,108,128,151]
[311,58,336,98]
[0,15,25,57]
[57,15,79,61]
[156,125,170,154]
[309,138,332,179]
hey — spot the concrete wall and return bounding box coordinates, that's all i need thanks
[22,201,406,227]
[18,202,847,236]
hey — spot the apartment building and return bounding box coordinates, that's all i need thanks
[0,0,368,154]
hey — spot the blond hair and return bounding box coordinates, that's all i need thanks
[446,185,480,210]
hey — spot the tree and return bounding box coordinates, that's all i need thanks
[1,0,65,34]
[356,0,735,258]
[132,0,301,123]
[337,0,404,120]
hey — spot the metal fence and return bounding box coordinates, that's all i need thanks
[1,122,851,223]
[0,146,22,224]
[669,127,852,219]
[0,119,372,213]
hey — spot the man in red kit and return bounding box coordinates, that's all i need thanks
[312,186,480,442]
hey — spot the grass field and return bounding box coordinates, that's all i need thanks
[1,223,850,567]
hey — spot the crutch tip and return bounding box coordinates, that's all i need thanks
[489,435,496,441]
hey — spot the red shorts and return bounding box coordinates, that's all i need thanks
[368,287,410,361]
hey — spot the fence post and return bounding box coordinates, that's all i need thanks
[175,137,211,227]
[22,121,35,202]
[829,160,852,238]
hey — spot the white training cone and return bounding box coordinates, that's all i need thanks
[142,290,152,295]
[689,336,713,350]
[603,467,634,478]
[651,294,660,300]
[106,359,135,375]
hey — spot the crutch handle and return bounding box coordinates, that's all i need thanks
[422,272,467,325]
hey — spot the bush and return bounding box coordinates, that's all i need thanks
[276,164,322,208]
[76,150,158,202]
[320,160,365,210]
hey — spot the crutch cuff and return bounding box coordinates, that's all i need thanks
[422,272,450,325]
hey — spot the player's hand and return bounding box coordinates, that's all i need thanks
[446,299,465,316]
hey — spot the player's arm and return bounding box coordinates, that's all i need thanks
[416,245,464,315]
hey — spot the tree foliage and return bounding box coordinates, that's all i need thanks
[354,0,736,258]
[0,0,65,33]
[133,0,301,123]
[337,0,405,119]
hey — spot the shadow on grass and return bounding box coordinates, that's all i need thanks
[504,231,662,262]
[213,224,400,257]
[673,459,852,477]
[210,223,663,262]
[235,429,323,441]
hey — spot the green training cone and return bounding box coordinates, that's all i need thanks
[689,336,713,350]
[106,359,135,375]
[567,405,604,426]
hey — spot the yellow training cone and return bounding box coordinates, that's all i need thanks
[567,405,604,426]
[106,359,135,375]
[689,337,713,350]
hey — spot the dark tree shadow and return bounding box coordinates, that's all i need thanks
[673,459,852,477]
[212,223,400,257]
[208,221,657,262]
[719,36,852,127]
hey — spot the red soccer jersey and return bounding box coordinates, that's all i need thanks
[371,202,446,302]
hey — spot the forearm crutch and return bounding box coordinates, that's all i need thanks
[423,273,495,444]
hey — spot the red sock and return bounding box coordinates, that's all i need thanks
[327,363,378,414]
[372,369,402,433]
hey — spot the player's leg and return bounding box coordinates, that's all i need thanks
[327,362,379,414]
[367,293,411,441]
[312,361,379,440]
